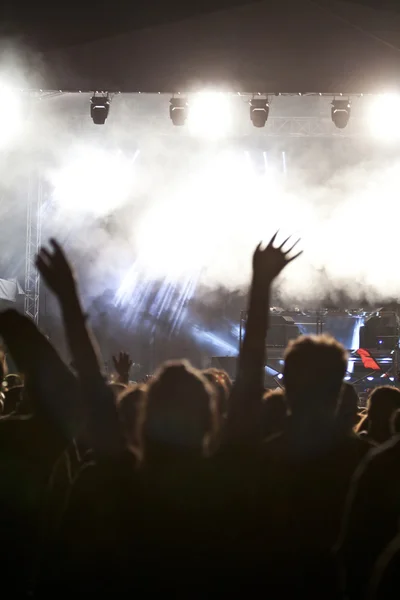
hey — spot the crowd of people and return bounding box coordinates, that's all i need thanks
[1,233,400,598]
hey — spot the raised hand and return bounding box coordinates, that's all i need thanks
[253,231,302,282]
[35,239,77,302]
[112,352,133,384]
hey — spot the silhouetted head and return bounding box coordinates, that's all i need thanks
[336,382,359,435]
[284,335,347,421]
[117,384,146,448]
[367,386,400,444]
[261,388,287,438]
[143,360,218,463]
[203,368,231,417]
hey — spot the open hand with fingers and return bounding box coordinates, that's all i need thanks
[253,231,302,283]
[113,351,133,385]
[36,239,78,302]
[112,352,133,381]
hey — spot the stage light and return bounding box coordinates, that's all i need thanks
[344,375,351,381]
[187,92,232,139]
[90,94,110,124]
[169,97,188,126]
[367,376,374,381]
[331,99,351,129]
[277,373,284,380]
[250,98,269,127]
[368,93,400,141]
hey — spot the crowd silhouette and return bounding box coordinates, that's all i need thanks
[0,233,399,598]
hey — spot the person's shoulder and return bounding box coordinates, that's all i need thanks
[338,433,376,472]
[0,413,33,441]
[261,430,285,460]
[96,448,140,478]
[262,430,284,450]
[346,431,375,452]
[367,434,400,463]
[71,451,139,502]
[353,434,400,484]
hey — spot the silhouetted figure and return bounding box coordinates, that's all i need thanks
[252,336,372,598]
[261,388,287,439]
[363,386,400,445]
[338,428,400,600]
[117,383,146,448]
[2,383,23,415]
[203,367,231,419]
[368,532,400,600]
[2,230,396,599]
[336,382,360,435]
[137,360,222,593]
[390,408,400,435]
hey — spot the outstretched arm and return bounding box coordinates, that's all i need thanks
[36,240,103,386]
[36,239,124,457]
[227,233,301,441]
[0,309,81,443]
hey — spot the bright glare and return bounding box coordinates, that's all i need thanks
[368,94,400,141]
[0,84,23,149]
[50,146,137,217]
[187,92,233,139]
[134,152,258,280]
[132,150,306,285]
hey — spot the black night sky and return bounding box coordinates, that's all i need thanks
[0,0,398,50]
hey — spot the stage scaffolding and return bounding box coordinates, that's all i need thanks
[24,173,44,324]
[18,92,370,325]
[236,307,400,387]
[259,116,361,138]
[66,113,364,138]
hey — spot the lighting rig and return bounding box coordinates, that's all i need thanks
[84,91,356,129]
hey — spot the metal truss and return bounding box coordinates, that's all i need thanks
[24,173,44,324]
[252,117,363,138]
[66,112,365,138]
[22,90,373,98]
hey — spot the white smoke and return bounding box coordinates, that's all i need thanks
[0,47,399,307]
[43,136,400,306]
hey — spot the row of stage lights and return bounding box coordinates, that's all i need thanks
[90,93,351,129]
[170,96,351,129]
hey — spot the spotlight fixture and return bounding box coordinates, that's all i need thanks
[90,94,110,125]
[331,99,351,129]
[250,97,270,128]
[169,97,188,126]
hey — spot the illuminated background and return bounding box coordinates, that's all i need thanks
[1,87,400,372]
